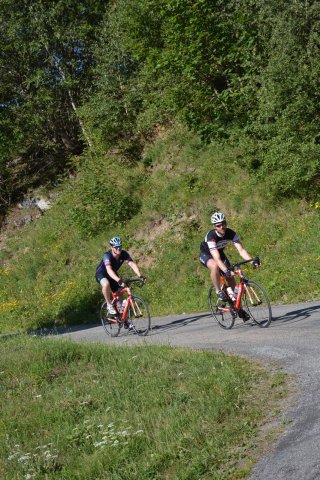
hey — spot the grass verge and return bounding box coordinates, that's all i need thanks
[0,335,289,479]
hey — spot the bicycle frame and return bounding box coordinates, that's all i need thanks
[111,283,145,323]
[100,278,151,336]
[111,286,132,323]
[223,268,264,309]
[220,268,246,310]
[208,257,271,329]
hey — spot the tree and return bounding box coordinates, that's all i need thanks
[0,0,107,212]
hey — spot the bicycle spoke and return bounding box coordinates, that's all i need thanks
[100,302,121,337]
[208,286,235,329]
[243,280,272,328]
[128,296,151,336]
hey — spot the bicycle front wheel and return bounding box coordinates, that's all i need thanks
[243,280,272,328]
[208,286,235,330]
[100,302,121,337]
[128,296,151,336]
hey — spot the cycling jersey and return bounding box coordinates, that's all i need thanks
[96,250,132,278]
[200,228,240,265]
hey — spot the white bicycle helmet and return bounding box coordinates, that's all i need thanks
[211,212,226,224]
[110,236,122,248]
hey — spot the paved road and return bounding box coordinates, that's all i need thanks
[53,301,320,480]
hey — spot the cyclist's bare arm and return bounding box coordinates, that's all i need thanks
[210,248,229,273]
[127,260,142,277]
[106,266,122,283]
[234,242,254,262]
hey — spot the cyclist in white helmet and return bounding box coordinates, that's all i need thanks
[200,212,260,321]
[95,236,145,315]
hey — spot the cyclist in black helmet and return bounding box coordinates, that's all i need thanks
[96,236,145,315]
[200,212,260,321]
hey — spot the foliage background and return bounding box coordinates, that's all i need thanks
[1,0,320,332]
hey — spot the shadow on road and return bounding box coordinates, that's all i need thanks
[148,313,210,335]
[32,303,320,338]
[33,314,210,338]
[32,323,101,337]
[271,304,320,325]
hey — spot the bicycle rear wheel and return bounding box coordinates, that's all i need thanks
[208,286,235,329]
[100,302,121,337]
[243,280,272,328]
[128,296,151,336]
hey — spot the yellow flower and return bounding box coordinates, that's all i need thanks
[0,301,18,312]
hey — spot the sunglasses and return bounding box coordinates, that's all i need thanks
[214,222,227,228]
[113,246,122,251]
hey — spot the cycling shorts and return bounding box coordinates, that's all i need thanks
[199,252,231,274]
[95,273,120,292]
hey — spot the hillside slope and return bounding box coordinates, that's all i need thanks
[0,125,319,333]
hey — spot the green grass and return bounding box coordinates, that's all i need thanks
[0,124,320,333]
[0,336,288,479]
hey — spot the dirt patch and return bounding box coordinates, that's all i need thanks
[130,214,199,270]
[0,205,42,247]
[135,216,171,243]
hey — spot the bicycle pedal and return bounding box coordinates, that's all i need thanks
[230,306,237,318]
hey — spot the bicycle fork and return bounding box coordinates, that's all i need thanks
[131,299,143,318]
[244,283,262,306]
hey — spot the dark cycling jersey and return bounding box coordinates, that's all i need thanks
[200,228,240,257]
[96,249,132,278]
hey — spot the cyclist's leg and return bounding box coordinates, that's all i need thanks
[208,259,221,291]
[200,253,221,292]
[96,274,119,312]
[102,278,112,304]
[96,273,111,303]
[105,276,121,300]
[203,254,236,292]
[222,256,236,290]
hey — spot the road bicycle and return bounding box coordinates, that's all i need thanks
[100,278,151,337]
[208,258,272,329]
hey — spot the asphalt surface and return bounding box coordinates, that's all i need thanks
[50,300,320,480]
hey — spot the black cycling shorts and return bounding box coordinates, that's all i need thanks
[95,273,121,292]
[199,251,231,274]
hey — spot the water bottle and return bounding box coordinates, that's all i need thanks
[116,301,123,313]
[234,286,240,299]
[122,299,127,310]
[226,287,236,302]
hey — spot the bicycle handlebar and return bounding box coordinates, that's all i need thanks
[229,257,260,270]
[123,278,145,287]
